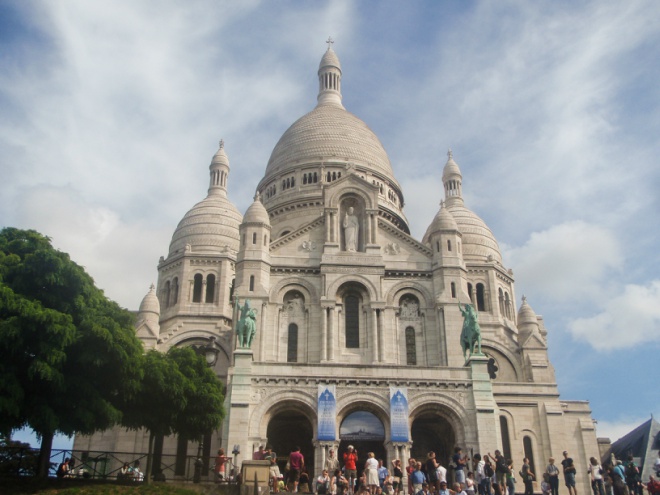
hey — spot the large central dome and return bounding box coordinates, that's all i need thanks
[264,104,396,181]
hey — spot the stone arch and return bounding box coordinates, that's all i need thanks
[408,392,471,447]
[336,391,391,442]
[326,275,379,301]
[327,184,376,210]
[250,389,317,440]
[385,282,434,309]
[270,277,319,304]
[480,342,522,382]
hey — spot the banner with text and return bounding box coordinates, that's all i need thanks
[318,385,337,441]
[389,387,409,442]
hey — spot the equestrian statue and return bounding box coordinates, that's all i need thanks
[235,298,257,348]
[459,301,483,363]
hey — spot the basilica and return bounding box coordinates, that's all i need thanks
[74,45,598,493]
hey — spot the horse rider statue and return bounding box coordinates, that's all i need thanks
[459,301,482,363]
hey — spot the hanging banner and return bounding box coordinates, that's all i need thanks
[318,385,337,441]
[389,387,409,442]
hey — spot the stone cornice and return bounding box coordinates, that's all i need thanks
[270,215,325,251]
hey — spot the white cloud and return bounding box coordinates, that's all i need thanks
[569,281,660,350]
[502,221,622,302]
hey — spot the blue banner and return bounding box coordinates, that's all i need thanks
[318,385,337,441]
[389,387,409,442]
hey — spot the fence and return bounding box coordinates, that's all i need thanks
[0,446,238,483]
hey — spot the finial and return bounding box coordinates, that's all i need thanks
[440,199,445,208]
[219,139,224,149]
[522,295,527,303]
[149,283,155,291]
[447,148,453,160]
[254,191,261,202]
[326,36,334,49]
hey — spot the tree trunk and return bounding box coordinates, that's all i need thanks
[37,431,54,479]
[144,431,155,485]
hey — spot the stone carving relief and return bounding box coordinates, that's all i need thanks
[301,240,317,251]
[384,242,400,255]
[399,297,420,319]
[284,292,305,317]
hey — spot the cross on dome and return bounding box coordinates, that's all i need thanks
[447,148,453,159]
[326,36,334,48]
[219,139,225,149]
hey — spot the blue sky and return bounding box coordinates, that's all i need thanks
[1,0,659,449]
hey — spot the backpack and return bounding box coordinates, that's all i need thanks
[496,458,508,474]
[485,463,494,478]
[625,463,638,480]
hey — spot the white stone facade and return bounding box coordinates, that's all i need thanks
[74,46,598,494]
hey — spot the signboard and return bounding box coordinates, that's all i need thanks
[317,385,337,441]
[389,387,409,442]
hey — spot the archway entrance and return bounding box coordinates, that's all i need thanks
[267,409,314,478]
[410,413,456,466]
[339,411,386,479]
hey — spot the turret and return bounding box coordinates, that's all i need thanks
[236,192,271,296]
[209,139,230,196]
[442,149,463,207]
[317,37,343,108]
[135,284,160,349]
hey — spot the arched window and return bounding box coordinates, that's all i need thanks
[505,292,511,318]
[287,323,298,362]
[252,232,257,244]
[172,277,179,306]
[327,171,331,182]
[405,327,416,365]
[345,295,360,348]
[476,283,486,312]
[436,241,440,253]
[192,274,203,303]
[451,282,456,298]
[500,416,512,460]
[249,275,255,292]
[164,281,171,309]
[264,234,268,246]
[467,283,474,303]
[523,436,536,476]
[303,174,308,185]
[447,239,452,252]
[205,274,216,303]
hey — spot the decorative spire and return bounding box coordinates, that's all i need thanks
[317,41,344,108]
[254,191,261,202]
[209,138,230,196]
[447,148,453,160]
[442,148,463,205]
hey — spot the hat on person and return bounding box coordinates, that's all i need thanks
[348,445,354,450]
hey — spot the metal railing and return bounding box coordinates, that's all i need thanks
[0,447,239,483]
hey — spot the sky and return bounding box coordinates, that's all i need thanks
[2,0,659,451]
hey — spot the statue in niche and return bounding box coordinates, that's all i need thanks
[400,298,419,318]
[285,293,304,317]
[236,298,257,348]
[343,206,359,252]
[459,301,482,363]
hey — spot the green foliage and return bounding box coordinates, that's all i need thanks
[0,228,144,465]
[123,347,224,442]
[0,435,38,477]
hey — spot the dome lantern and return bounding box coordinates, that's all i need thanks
[317,37,343,108]
[209,139,230,196]
[442,149,463,206]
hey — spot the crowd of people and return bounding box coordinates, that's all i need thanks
[228,445,660,495]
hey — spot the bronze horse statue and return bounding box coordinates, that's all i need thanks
[459,301,482,363]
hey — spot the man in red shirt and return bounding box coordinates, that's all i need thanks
[645,475,660,495]
[289,446,305,493]
[344,445,358,494]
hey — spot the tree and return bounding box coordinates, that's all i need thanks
[0,228,144,477]
[122,346,225,484]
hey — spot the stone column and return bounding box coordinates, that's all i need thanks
[468,354,498,453]
[224,349,254,467]
[327,306,335,362]
[321,306,328,362]
[371,308,379,364]
[377,309,383,364]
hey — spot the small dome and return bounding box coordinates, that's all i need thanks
[446,204,502,264]
[243,193,270,225]
[137,284,160,321]
[169,194,243,255]
[319,47,341,71]
[517,296,538,326]
[423,202,458,242]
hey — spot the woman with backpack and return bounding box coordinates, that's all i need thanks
[588,457,605,495]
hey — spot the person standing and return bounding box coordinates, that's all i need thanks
[266,445,281,493]
[454,448,468,486]
[522,457,535,495]
[366,453,380,494]
[407,459,417,495]
[546,457,560,495]
[326,449,340,475]
[391,459,403,495]
[410,463,427,495]
[474,454,488,495]
[253,445,266,460]
[378,459,390,488]
[505,460,515,495]
[215,448,228,482]
[344,446,359,494]
[426,452,440,492]
[289,446,305,493]
[588,457,605,495]
[562,451,578,495]
[625,455,641,495]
